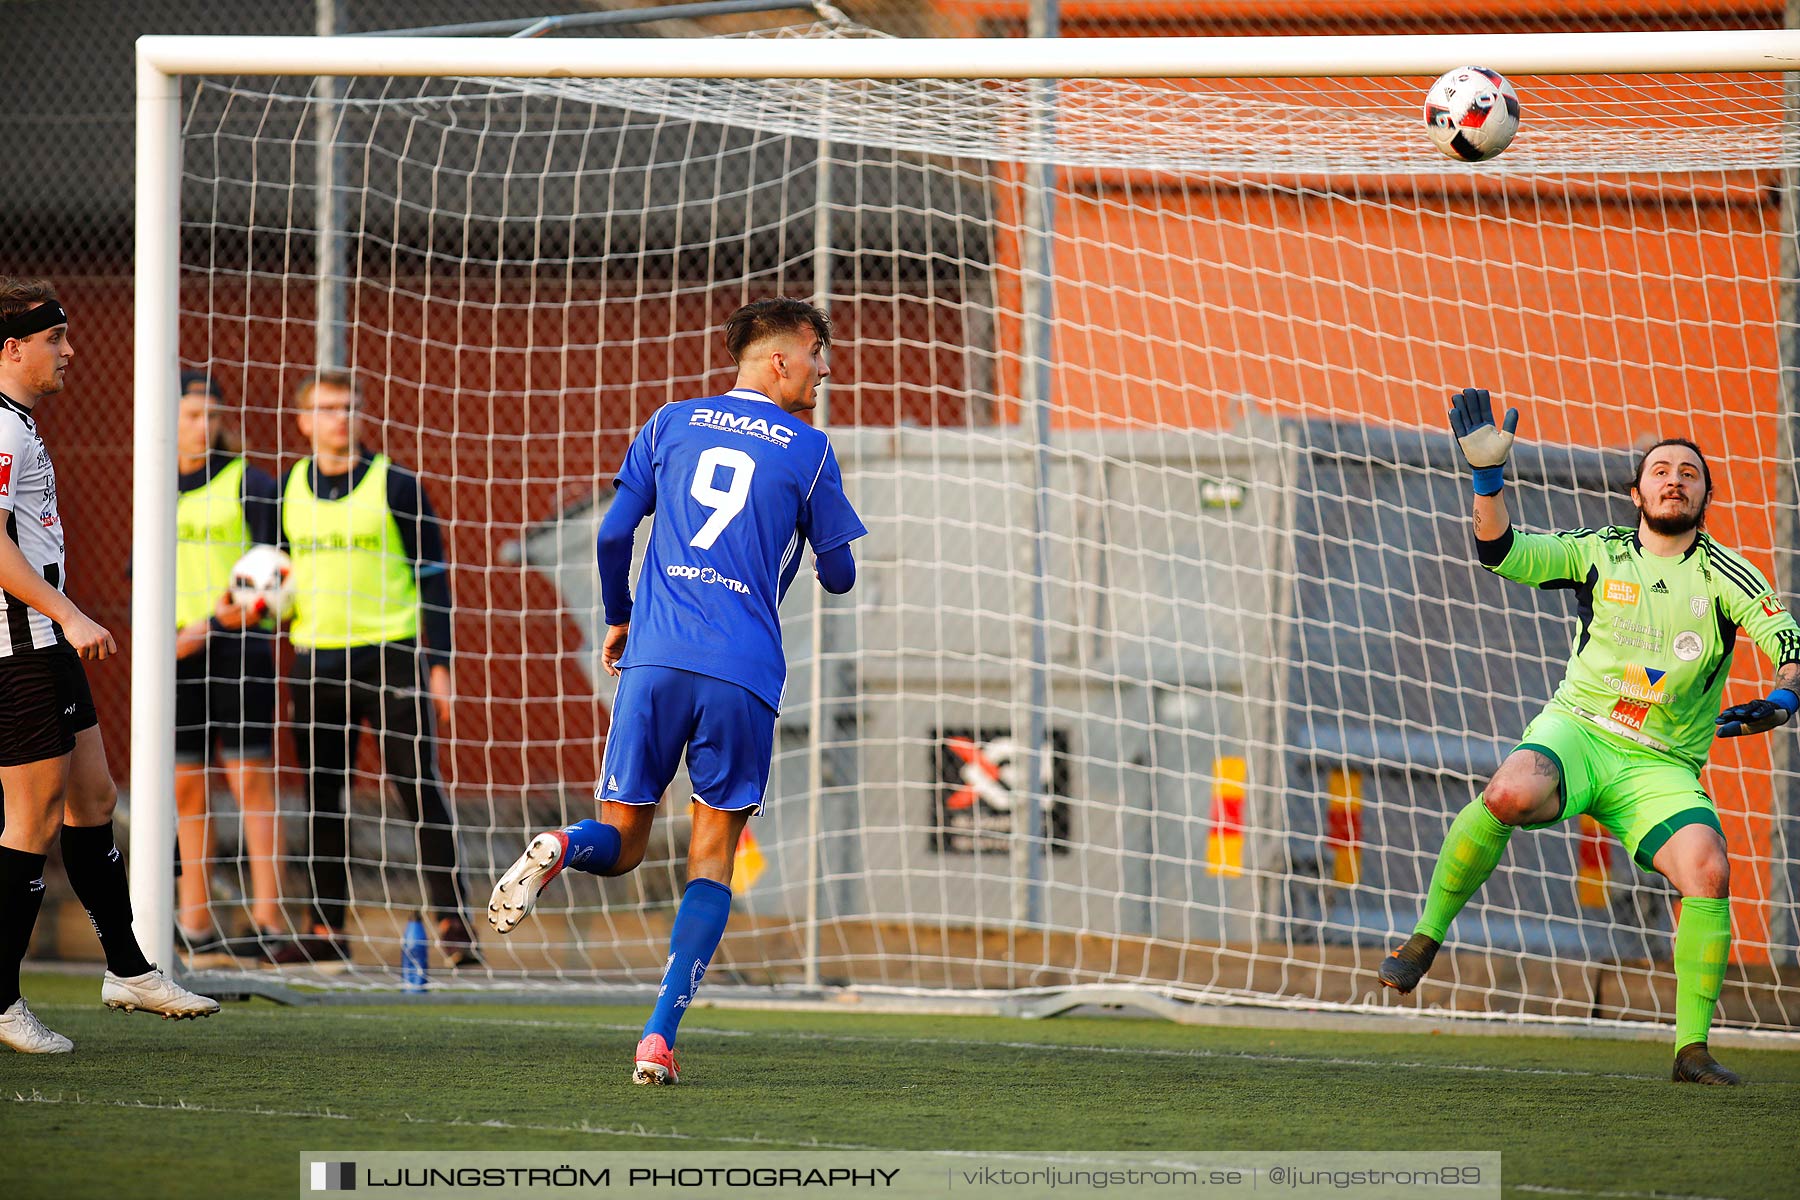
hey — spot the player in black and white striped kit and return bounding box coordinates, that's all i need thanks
[0,277,217,1054]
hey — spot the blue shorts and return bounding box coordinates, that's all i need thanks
[597,665,776,814]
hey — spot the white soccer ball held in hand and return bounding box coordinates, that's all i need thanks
[229,544,296,620]
[1425,67,1521,163]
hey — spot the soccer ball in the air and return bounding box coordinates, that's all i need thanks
[1424,67,1520,162]
[229,545,296,619]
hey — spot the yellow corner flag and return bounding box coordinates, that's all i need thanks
[1206,755,1247,877]
[733,827,767,892]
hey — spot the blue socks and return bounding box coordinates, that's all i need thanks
[557,825,732,1050]
[557,825,731,1050]
[643,878,733,1047]
[559,820,621,876]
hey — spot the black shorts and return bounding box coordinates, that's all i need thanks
[174,634,278,765]
[0,646,99,768]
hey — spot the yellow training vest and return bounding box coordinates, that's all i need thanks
[175,456,249,629]
[283,454,420,649]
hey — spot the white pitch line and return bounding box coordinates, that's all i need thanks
[10,1089,354,1123]
[327,1011,1669,1081]
[1516,1185,1736,1200]
[6,1090,881,1150]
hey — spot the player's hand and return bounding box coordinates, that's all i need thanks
[1448,387,1520,469]
[1716,689,1799,737]
[63,611,116,661]
[602,622,629,678]
[175,618,210,660]
[429,663,453,733]
[213,592,266,631]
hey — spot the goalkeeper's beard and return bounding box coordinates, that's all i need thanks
[1638,494,1707,537]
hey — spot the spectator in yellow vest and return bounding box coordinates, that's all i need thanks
[271,370,475,969]
[172,371,285,962]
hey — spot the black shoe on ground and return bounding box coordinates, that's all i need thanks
[178,926,235,969]
[268,926,353,969]
[1672,1042,1742,1086]
[437,914,483,969]
[229,927,292,964]
[1377,933,1441,995]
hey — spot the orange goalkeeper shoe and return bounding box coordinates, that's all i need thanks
[1672,1043,1742,1086]
[1377,932,1441,995]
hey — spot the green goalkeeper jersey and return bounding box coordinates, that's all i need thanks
[1486,525,1800,771]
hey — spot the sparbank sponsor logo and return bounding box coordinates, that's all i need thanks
[1610,615,1664,653]
[666,562,751,594]
[690,407,795,446]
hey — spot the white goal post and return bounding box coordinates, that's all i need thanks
[133,28,1800,1035]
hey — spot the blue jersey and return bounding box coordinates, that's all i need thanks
[613,388,866,710]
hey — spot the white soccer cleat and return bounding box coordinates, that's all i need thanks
[487,831,568,935]
[0,997,73,1053]
[102,965,221,1019]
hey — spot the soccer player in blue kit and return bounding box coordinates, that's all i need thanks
[487,298,865,1084]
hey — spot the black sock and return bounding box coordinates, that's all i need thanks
[60,822,153,977]
[0,846,49,1010]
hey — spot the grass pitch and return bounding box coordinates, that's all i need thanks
[4,970,1797,1200]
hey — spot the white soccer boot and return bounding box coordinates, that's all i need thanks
[487,831,568,934]
[102,965,221,1019]
[0,996,73,1053]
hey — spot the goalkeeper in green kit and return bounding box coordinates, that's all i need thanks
[1378,388,1800,1086]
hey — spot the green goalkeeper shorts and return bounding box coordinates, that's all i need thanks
[1515,705,1724,872]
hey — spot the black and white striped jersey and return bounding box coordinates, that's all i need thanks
[0,392,68,656]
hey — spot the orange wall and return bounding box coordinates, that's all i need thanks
[930,0,1781,37]
[989,180,1782,443]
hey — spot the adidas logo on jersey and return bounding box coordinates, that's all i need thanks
[607,775,620,793]
[1651,580,1669,593]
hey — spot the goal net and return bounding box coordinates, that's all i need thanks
[144,22,1800,1034]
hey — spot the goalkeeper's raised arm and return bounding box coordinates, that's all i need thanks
[1449,388,1583,588]
[1448,385,1519,544]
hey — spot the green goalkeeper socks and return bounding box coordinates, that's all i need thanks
[1674,895,1732,1049]
[1415,797,1514,942]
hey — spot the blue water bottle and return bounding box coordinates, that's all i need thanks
[401,916,430,993]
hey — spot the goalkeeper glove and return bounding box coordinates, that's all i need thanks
[1716,688,1799,738]
[1448,387,1520,497]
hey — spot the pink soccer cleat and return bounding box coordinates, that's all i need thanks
[633,1033,680,1085]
